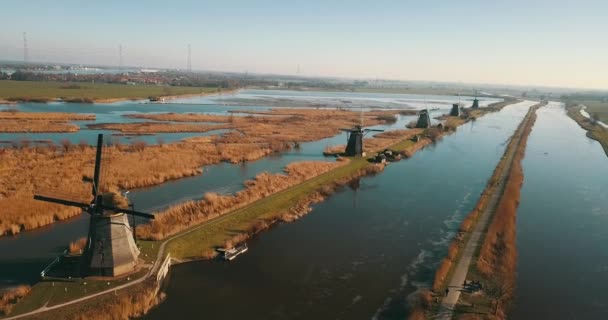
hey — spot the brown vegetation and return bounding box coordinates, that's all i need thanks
[23,279,162,320]
[87,122,230,134]
[0,111,94,133]
[430,101,544,319]
[0,285,31,316]
[69,237,88,255]
[137,161,347,240]
[1,108,402,236]
[0,111,95,121]
[473,106,540,319]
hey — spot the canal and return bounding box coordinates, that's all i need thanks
[143,101,535,319]
[511,102,608,319]
[0,91,500,299]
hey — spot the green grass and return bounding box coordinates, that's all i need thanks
[388,139,415,152]
[567,105,608,157]
[165,158,370,259]
[581,100,608,123]
[7,268,148,317]
[0,80,217,102]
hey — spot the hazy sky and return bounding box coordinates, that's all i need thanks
[1,0,606,89]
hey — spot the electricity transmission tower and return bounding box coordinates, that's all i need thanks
[187,44,192,72]
[23,32,29,63]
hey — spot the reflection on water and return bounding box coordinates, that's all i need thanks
[143,101,534,320]
[511,103,608,319]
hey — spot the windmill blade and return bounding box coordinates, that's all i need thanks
[101,205,155,220]
[366,129,385,132]
[92,134,103,198]
[33,195,89,209]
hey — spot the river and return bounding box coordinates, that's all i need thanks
[511,102,608,319]
[142,100,536,319]
[2,90,495,289]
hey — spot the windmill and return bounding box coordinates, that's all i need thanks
[339,108,383,157]
[471,90,480,109]
[416,109,432,128]
[34,134,154,277]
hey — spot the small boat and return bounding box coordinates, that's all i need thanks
[223,243,248,261]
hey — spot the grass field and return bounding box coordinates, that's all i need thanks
[581,100,608,123]
[0,80,217,102]
[567,105,608,157]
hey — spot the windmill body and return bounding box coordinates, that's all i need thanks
[89,213,140,276]
[345,127,364,156]
[471,98,480,109]
[340,124,383,157]
[450,103,460,117]
[34,134,154,278]
[416,109,432,128]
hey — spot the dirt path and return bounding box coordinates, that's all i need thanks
[433,102,539,320]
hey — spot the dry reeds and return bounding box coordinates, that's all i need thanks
[1,108,401,236]
[431,102,544,298]
[69,237,87,255]
[137,161,347,240]
[0,285,31,315]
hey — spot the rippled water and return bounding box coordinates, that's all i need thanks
[511,103,608,319]
[143,101,535,320]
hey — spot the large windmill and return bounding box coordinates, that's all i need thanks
[339,109,384,157]
[34,134,154,277]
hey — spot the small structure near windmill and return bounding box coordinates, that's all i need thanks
[416,109,431,128]
[450,103,460,117]
[34,134,154,277]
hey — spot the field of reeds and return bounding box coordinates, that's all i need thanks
[0,110,95,133]
[15,279,161,320]
[0,80,215,102]
[0,108,398,236]
[137,160,347,240]
[0,285,31,316]
[86,122,230,134]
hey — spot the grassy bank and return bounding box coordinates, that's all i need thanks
[0,80,216,102]
[566,104,608,157]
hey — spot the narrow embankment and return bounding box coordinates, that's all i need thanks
[566,104,608,158]
[428,101,546,320]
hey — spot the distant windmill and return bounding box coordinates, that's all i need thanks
[339,108,384,157]
[471,90,480,109]
[34,134,154,277]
